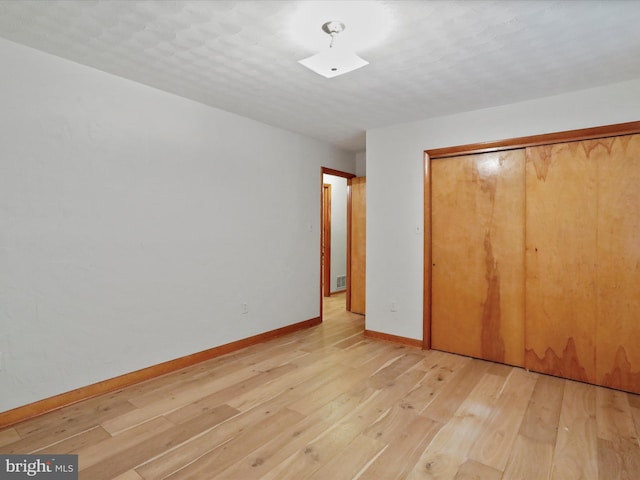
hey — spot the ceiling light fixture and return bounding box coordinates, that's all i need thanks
[298,21,369,78]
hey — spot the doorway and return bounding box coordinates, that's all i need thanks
[320,168,355,321]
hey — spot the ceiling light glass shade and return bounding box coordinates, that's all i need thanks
[299,47,369,78]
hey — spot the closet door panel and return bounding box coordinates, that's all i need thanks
[432,150,525,366]
[525,143,597,383]
[596,134,640,393]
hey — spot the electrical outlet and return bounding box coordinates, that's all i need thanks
[242,303,249,314]
[391,301,398,312]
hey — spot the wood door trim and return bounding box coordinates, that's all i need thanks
[426,121,640,159]
[423,152,432,349]
[320,168,356,319]
[323,184,332,297]
[422,120,640,354]
[323,167,356,179]
[346,179,352,311]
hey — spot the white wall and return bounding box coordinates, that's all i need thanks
[355,150,366,177]
[366,78,640,341]
[322,175,347,292]
[0,38,354,412]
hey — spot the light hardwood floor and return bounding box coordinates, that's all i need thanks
[1,293,639,479]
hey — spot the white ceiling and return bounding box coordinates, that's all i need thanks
[1,0,639,152]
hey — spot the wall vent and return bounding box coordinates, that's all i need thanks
[336,275,346,289]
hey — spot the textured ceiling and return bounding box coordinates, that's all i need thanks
[0,0,639,152]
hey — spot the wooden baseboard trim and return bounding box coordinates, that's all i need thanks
[330,289,347,295]
[364,329,423,349]
[0,316,321,429]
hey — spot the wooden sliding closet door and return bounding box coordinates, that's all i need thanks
[525,142,597,383]
[596,134,640,392]
[431,150,525,366]
[428,122,640,393]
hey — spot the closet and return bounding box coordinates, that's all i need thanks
[426,123,640,393]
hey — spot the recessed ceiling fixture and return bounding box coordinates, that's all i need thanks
[298,21,369,78]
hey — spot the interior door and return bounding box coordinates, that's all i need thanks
[426,122,640,394]
[349,177,366,315]
[596,134,640,392]
[322,184,331,297]
[524,141,597,383]
[431,150,525,366]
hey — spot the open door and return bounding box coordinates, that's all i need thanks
[322,183,331,297]
[348,176,366,315]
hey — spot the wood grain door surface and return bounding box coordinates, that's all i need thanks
[595,134,640,392]
[524,141,598,383]
[322,184,331,297]
[350,177,366,315]
[431,150,525,367]
[430,132,640,393]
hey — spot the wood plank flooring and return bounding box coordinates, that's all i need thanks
[2,293,639,479]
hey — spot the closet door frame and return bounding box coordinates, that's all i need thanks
[423,121,640,351]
